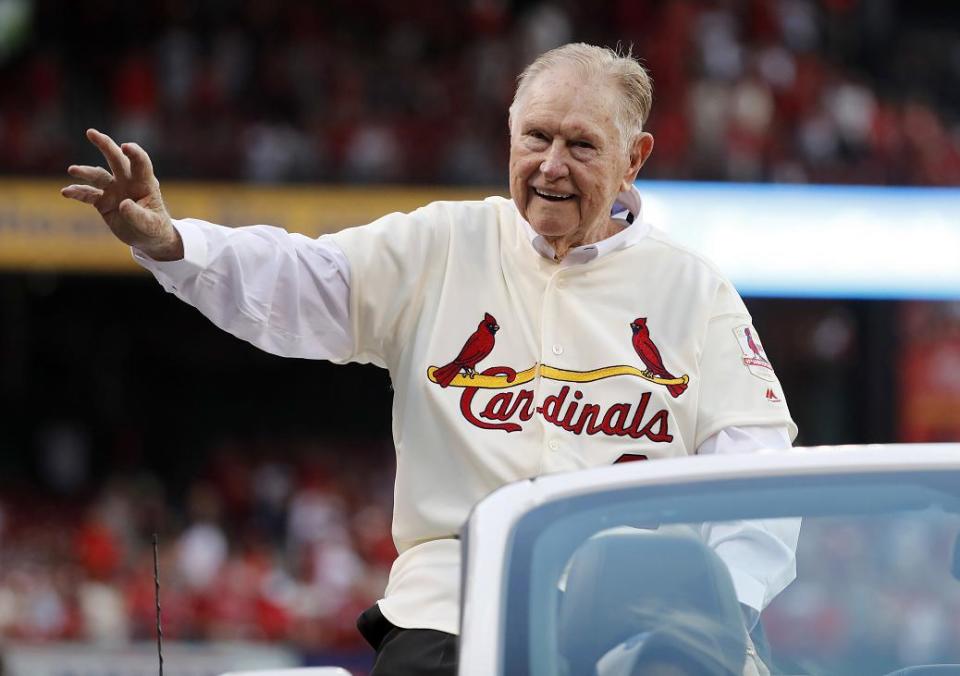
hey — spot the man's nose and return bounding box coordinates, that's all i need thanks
[539,141,569,180]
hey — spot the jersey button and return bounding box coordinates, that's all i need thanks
[552,344,563,355]
[548,439,560,451]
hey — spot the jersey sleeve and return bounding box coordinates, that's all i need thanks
[134,218,354,361]
[693,280,798,449]
[328,201,451,369]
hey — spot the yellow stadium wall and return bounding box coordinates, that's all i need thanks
[0,180,505,272]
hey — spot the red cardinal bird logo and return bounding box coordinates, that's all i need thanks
[630,317,688,398]
[744,326,767,361]
[432,313,500,388]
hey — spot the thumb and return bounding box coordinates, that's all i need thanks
[117,197,180,259]
[118,197,155,228]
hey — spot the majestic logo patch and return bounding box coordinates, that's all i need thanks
[427,314,689,440]
[733,324,776,382]
[765,387,781,403]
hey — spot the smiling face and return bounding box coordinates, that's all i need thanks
[509,65,653,257]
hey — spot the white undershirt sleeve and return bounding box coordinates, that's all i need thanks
[696,425,800,624]
[132,218,354,362]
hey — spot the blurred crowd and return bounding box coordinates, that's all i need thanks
[764,515,960,671]
[1,0,959,185]
[0,0,959,668]
[7,428,960,671]
[0,435,395,653]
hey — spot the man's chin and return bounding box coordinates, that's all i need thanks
[530,221,577,240]
[526,210,578,240]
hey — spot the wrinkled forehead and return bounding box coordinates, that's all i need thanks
[511,65,621,133]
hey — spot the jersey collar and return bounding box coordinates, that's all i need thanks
[519,185,650,265]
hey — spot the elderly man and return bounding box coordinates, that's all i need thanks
[63,44,796,676]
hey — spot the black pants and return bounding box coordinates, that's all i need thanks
[357,604,458,676]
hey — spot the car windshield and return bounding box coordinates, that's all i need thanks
[500,471,960,676]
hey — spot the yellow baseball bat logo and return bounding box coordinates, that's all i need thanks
[426,364,689,389]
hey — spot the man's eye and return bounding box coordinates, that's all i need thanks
[573,141,595,149]
[529,131,548,141]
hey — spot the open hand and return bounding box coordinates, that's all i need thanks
[61,129,183,261]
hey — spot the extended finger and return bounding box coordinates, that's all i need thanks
[61,184,105,204]
[121,142,156,184]
[67,164,114,188]
[86,128,129,179]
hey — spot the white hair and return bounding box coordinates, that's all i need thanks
[508,43,654,147]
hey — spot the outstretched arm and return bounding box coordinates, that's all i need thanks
[62,130,353,362]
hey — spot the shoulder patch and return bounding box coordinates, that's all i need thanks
[732,324,776,382]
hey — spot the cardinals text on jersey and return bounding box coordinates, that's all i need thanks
[427,314,689,442]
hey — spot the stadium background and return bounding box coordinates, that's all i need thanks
[0,0,958,673]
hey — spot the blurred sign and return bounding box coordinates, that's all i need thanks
[641,181,960,300]
[3,180,959,301]
[0,180,499,272]
[3,641,299,676]
[638,181,960,299]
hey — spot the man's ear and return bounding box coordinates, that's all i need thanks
[621,132,654,191]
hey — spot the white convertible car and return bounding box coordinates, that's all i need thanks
[227,444,960,676]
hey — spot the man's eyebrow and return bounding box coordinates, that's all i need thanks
[566,126,602,144]
[520,117,549,130]
[522,119,602,143]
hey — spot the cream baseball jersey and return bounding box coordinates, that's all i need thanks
[135,189,797,635]
[328,195,796,631]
